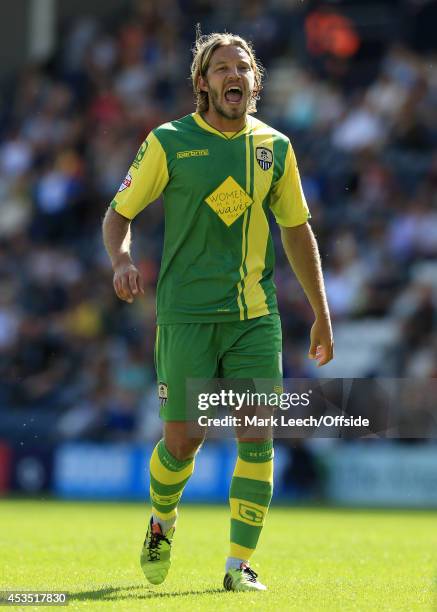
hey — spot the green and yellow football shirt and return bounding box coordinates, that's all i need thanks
[111,112,310,324]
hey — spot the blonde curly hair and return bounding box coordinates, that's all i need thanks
[191,30,264,114]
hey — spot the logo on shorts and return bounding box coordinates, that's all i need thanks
[256,147,273,171]
[118,172,132,192]
[238,503,264,524]
[158,382,168,407]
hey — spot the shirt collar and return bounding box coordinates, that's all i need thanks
[192,112,252,140]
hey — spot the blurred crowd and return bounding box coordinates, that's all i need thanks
[0,0,436,443]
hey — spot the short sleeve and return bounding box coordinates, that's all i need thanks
[269,141,310,227]
[111,131,169,220]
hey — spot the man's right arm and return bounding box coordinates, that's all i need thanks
[102,131,169,302]
[102,207,144,303]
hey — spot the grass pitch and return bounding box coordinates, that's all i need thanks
[1,500,436,611]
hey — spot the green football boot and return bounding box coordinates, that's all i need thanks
[140,518,175,585]
[223,563,267,592]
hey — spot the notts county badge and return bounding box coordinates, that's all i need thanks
[256,147,273,171]
[158,382,168,407]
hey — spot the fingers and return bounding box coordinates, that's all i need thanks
[315,343,334,367]
[113,276,123,300]
[113,276,131,302]
[309,319,334,367]
[128,270,140,296]
[129,270,145,295]
[113,268,144,303]
[120,273,133,302]
[308,338,318,360]
[137,273,145,295]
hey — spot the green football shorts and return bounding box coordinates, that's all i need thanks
[155,314,283,421]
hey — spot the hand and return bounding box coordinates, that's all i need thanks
[308,316,334,367]
[113,260,145,303]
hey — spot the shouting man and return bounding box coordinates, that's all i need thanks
[102,31,333,592]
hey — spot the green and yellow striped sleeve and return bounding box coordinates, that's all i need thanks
[111,131,169,220]
[269,141,310,227]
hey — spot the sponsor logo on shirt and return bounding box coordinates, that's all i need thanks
[256,146,273,171]
[205,176,253,227]
[176,149,209,159]
[118,172,132,192]
[132,141,148,169]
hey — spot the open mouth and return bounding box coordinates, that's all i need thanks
[224,86,243,104]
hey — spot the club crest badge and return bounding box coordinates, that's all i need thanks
[256,147,273,171]
[118,172,132,192]
[158,382,168,406]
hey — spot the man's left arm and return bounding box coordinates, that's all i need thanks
[280,222,334,367]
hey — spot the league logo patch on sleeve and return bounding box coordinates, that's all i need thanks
[118,172,132,192]
[256,147,273,171]
[158,382,168,406]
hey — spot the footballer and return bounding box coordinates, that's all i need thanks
[102,31,333,592]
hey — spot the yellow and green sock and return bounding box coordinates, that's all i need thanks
[149,439,195,533]
[227,440,274,570]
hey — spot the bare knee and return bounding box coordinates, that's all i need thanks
[165,437,203,461]
[164,421,205,461]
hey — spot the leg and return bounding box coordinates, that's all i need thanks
[222,436,274,592]
[142,423,206,586]
[164,421,205,461]
[149,421,205,531]
[150,322,214,530]
[228,437,274,565]
[141,323,216,585]
[220,315,282,591]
